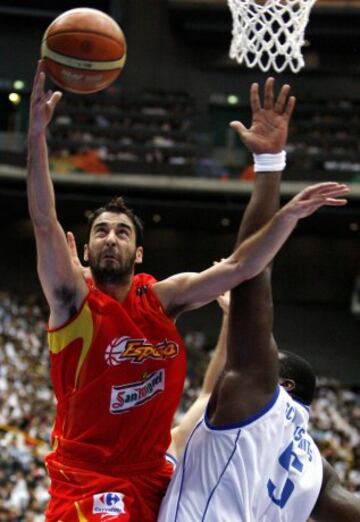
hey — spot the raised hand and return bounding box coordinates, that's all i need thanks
[230,77,295,154]
[29,60,62,136]
[67,231,92,280]
[280,182,349,222]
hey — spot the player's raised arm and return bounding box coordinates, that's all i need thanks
[154,182,349,318]
[27,61,88,327]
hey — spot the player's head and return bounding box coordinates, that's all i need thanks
[278,351,316,406]
[84,197,144,285]
[86,197,144,247]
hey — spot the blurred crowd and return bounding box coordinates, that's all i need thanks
[44,87,360,183]
[0,291,359,520]
[0,292,51,521]
[48,88,197,177]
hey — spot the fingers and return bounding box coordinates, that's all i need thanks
[45,90,53,103]
[31,71,43,103]
[284,95,296,119]
[250,82,261,113]
[299,182,349,200]
[305,195,348,208]
[315,184,349,199]
[32,60,44,91]
[66,231,79,259]
[323,198,348,206]
[53,91,63,104]
[32,60,62,107]
[31,68,46,108]
[255,77,294,116]
[229,120,247,137]
[263,77,275,110]
[302,196,348,217]
[47,91,63,111]
[294,184,349,217]
[274,84,291,114]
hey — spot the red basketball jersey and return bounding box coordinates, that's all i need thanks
[47,273,187,473]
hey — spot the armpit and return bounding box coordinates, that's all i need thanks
[54,284,77,317]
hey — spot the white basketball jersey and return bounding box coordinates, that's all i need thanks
[159,386,323,522]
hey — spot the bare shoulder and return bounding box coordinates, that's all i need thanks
[206,368,276,426]
[153,259,237,317]
[311,458,360,521]
[152,272,200,318]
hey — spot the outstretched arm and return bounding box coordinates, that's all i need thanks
[311,459,360,521]
[27,61,87,327]
[154,182,349,318]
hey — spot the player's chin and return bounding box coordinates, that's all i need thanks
[101,257,120,267]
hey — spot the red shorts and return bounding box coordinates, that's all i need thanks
[45,455,174,522]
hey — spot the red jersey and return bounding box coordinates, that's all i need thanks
[47,273,187,473]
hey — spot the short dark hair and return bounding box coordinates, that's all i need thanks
[278,350,316,406]
[86,197,144,246]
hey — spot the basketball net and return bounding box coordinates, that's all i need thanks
[227,0,317,73]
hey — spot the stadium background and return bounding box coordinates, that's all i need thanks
[0,1,360,519]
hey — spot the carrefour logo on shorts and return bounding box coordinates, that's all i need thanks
[93,492,125,515]
[110,369,165,414]
[105,335,179,365]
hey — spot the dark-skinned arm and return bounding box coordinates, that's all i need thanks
[311,458,360,521]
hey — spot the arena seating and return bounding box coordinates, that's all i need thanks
[45,88,360,182]
[47,88,198,177]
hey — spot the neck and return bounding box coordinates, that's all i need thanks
[94,274,134,303]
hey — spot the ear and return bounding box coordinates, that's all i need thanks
[84,244,89,262]
[279,377,296,393]
[135,246,143,265]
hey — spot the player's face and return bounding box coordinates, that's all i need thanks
[86,212,143,285]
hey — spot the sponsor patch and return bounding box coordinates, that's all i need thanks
[93,492,125,515]
[110,369,165,414]
[105,336,179,366]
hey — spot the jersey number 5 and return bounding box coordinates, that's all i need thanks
[267,442,304,509]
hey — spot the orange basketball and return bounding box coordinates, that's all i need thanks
[41,8,126,94]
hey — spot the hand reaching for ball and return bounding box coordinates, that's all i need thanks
[29,60,62,136]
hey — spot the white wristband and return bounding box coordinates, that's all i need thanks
[253,151,286,172]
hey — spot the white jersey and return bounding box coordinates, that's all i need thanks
[159,386,323,522]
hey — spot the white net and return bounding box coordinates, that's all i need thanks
[227,0,317,73]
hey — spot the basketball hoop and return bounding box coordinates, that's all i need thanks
[227,0,317,73]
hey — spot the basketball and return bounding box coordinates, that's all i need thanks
[41,8,126,94]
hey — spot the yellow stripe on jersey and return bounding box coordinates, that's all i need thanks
[75,501,89,522]
[48,302,94,388]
